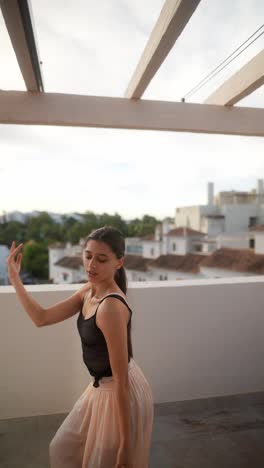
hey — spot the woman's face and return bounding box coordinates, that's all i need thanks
[83,239,123,283]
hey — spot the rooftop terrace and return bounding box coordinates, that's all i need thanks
[1,278,264,466]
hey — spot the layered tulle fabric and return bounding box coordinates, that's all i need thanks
[49,359,154,468]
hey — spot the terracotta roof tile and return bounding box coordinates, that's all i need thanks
[249,225,264,232]
[201,248,264,274]
[167,227,205,237]
[141,234,156,241]
[49,242,66,249]
[149,254,206,273]
[124,255,150,272]
[54,256,83,270]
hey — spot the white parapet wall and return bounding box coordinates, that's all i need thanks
[1,277,264,419]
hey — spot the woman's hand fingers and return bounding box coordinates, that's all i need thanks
[16,253,23,267]
[8,243,23,259]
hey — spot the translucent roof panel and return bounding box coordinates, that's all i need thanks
[144,0,264,103]
[237,86,264,109]
[31,0,164,96]
[0,11,26,90]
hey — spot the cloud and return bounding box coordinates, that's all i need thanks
[0,0,263,218]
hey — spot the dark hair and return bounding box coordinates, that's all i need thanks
[85,226,127,294]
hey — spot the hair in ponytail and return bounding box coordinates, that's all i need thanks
[85,226,127,294]
[114,265,127,294]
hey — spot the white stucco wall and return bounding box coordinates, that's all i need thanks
[1,277,264,419]
[201,217,225,237]
[0,245,9,285]
[223,204,259,233]
[200,266,257,278]
[216,232,251,250]
[49,248,66,281]
[175,206,202,231]
[125,237,143,255]
[254,233,264,254]
[148,268,204,281]
[126,270,151,282]
[142,241,161,259]
[167,236,189,255]
[52,265,86,284]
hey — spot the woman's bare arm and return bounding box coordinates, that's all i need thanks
[96,298,132,461]
[7,241,90,327]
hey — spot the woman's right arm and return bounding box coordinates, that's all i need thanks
[7,241,90,327]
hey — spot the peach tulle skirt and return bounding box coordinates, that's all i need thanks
[49,358,154,468]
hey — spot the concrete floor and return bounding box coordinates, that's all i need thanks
[1,391,264,468]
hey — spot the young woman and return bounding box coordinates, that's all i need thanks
[7,226,154,468]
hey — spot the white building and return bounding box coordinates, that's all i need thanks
[124,219,207,282]
[52,257,86,284]
[0,211,27,224]
[175,180,264,244]
[0,245,9,285]
[48,241,85,284]
[249,225,264,254]
[124,253,206,282]
[125,220,205,260]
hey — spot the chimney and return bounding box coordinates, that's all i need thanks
[207,182,214,206]
[257,179,264,194]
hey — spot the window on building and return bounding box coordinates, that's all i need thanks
[127,245,143,254]
[172,243,177,251]
[249,238,255,249]
[150,248,155,256]
[249,217,257,227]
[63,273,69,281]
[164,275,168,280]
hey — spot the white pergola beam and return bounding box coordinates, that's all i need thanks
[205,49,264,106]
[0,91,264,137]
[125,0,202,99]
[0,0,43,91]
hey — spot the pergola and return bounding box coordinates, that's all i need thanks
[0,0,263,137]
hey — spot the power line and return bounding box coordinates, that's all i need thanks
[182,24,264,101]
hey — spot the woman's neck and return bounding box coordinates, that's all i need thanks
[91,280,118,300]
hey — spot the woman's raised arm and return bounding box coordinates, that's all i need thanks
[7,241,89,327]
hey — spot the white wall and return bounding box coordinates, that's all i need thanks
[0,245,9,285]
[49,248,66,281]
[254,233,264,254]
[167,236,189,255]
[175,206,202,231]
[203,217,225,237]
[148,268,204,280]
[52,265,86,284]
[126,270,151,282]
[1,277,264,419]
[142,241,160,259]
[200,266,255,278]
[125,238,143,255]
[223,204,259,233]
[216,232,250,250]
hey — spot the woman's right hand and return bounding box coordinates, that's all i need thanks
[7,241,23,284]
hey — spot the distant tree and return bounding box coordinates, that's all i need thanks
[97,213,128,236]
[22,241,48,279]
[0,221,27,246]
[127,215,160,237]
[66,222,86,244]
[25,212,63,244]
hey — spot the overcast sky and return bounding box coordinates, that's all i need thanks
[0,0,264,220]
